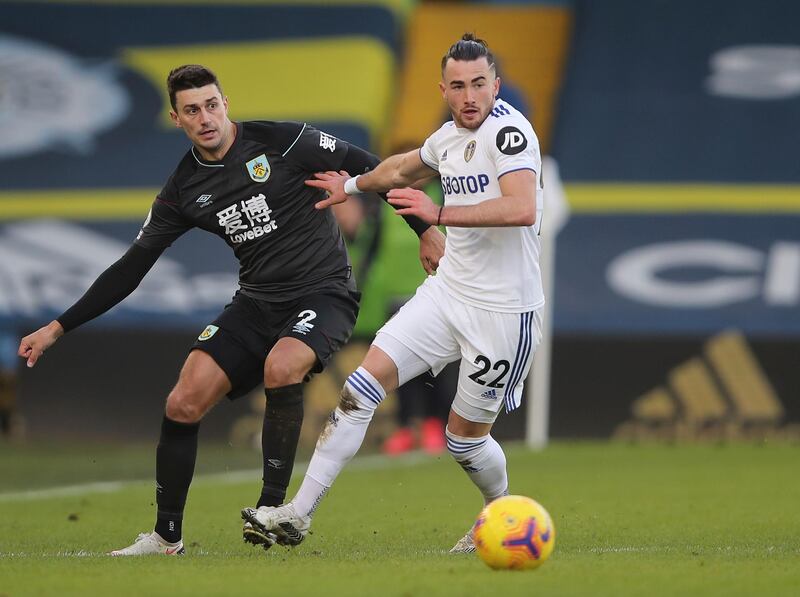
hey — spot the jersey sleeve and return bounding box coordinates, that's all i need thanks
[281,123,349,173]
[419,131,440,172]
[487,115,541,179]
[134,176,191,249]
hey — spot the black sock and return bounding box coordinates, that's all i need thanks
[257,384,304,508]
[154,415,199,543]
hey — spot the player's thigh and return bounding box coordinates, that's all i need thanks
[263,337,318,386]
[275,289,360,379]
[167,349,231,420]
[191,292,273,400]
[451,308,543,424]
[373,277,460,387]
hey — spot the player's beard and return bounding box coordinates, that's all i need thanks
[455,107,488,129]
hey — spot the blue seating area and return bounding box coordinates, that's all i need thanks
[0,1,403,190]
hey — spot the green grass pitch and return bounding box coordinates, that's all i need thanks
[1,441,798,596]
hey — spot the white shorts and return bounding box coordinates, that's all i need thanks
[373,275,543,424]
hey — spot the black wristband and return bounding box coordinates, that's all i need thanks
[405,214,432,237]
[437,206,444,227]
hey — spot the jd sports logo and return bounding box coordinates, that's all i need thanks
[614,331,797,442]
[496,126,527,155]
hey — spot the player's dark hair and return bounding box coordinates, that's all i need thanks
[441,33,496,75]
[167,64,223,110]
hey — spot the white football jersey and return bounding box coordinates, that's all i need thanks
[419,98,544,313]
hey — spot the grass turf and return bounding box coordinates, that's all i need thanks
[1,441,798,596]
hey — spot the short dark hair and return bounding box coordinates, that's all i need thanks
[441,33,496,75]
[166,64,223,110]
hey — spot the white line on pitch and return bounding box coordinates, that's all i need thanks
[0,451,437,503]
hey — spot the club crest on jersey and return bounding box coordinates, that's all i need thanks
[464,140,477,162]
[198,324,219,341]
[245,154,271,183]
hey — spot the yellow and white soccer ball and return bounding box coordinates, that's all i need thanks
[473,495,555,570]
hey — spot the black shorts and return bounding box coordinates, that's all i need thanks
[191,289,360,399]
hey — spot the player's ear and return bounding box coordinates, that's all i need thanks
[493,77,501,98]
[438,81,446,98]
[169,110,181,128]
[223,96,229,111]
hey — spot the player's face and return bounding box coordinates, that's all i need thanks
[440,57,499,129]
[170,84,233,159]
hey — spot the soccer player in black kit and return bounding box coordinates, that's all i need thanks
[18,65,445,556]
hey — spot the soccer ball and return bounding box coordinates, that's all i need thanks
[473,495,555,570]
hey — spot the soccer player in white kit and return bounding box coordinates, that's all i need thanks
[242,33,545,553]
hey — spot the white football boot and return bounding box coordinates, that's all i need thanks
[449,528,476,554]
[241,504,310,547]
[109,532,185,556]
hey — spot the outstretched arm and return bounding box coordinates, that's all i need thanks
[308,149,435,211]
[337,145,432,237]
[18,243,163,367]
[331,145,446,274]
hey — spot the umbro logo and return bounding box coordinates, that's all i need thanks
[195,194,213,207]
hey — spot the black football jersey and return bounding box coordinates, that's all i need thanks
[135,121,355,302]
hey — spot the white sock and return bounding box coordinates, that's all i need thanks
[446,429,508,504]
[292,367,385,517]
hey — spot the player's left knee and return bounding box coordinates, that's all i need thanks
[264,358,306,387]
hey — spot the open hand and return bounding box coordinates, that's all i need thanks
[305,171,352,210]
[387,188,439,225]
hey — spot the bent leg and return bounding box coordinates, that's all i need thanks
[288,341,429,519]
[240,347,405,547]
[291,345,399,517]
[156,349,230,542]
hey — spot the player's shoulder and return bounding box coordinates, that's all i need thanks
[242,120,306,154]
[426,120,458,144]
[479,100,539,158]
[480,99,534,136]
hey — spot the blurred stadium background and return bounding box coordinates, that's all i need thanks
[1,0,798,465]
